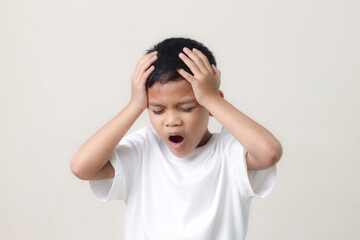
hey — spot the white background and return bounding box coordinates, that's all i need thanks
[1,0,359,239]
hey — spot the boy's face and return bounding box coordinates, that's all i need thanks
[147,79,212,158]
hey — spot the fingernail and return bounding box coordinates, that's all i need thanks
[183,47,189,52]
[153,51,158,55]
[193,48,198,52]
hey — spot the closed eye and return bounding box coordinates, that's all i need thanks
[152,109,164,114]
[180,107,196,112]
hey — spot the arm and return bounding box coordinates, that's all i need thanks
[70,51,158,180]
[204,96,282,170]
[177,47,282,170]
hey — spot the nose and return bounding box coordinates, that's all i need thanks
[165,110,182,127]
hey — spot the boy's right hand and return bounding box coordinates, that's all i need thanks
[130,51,158,111]
[71,51,157,181]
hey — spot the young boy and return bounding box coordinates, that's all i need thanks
[71,37,282,240]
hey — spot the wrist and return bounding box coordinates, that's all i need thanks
[127,100,146,116]
[201,93,224,110]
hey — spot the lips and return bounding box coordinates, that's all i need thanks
[168,134,185,150]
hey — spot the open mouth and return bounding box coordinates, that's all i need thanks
[169,135,184,143]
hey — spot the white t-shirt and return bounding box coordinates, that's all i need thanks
[89,126,276,240]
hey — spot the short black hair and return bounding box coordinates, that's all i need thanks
[145,37,216,89]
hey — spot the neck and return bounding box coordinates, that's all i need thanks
[197,130,212,147]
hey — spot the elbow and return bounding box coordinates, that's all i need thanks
[248,141,283,170]
[70,158,90,180]
[259,141,283,169]
[268,141,283,166]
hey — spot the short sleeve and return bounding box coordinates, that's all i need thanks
[221,127,277,199]
[88,127,148,203]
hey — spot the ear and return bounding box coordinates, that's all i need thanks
[218,90,224,98]
[209,90,224,117]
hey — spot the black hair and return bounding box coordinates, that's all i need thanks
[145,37,216,89]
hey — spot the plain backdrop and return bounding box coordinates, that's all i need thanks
[1,0,359,239]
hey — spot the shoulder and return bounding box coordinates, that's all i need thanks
[121,126,160,148]
[123,126,151,140]
[217,127,265,171]
[215,127,246,159]
[218,127,243,147]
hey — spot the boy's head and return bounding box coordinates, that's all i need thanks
[145,37,216,89]
[145,37,217,158]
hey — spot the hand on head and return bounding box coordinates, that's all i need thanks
[176,47,222,107]
[130,51,158,111]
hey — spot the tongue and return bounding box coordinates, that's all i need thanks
[170,135,184,143]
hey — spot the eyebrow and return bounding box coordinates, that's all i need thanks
[149,100,197,107]
[149,103,165,107]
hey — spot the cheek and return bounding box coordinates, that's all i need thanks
[188,111,209,129]
[149,115,166,136]
[149,114,160,128]
[197,108,210,121]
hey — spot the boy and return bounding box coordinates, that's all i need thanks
[71,37,282,240]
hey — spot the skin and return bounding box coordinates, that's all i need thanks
[148,80,212,158]
[177,47,282,170]
[70,51,158,180]
[70,47,282,180]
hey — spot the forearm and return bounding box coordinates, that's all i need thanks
[70,102,143,179]
[174,47,281,168]
[205,96,282,168]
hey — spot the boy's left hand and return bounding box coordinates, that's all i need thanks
[177,47,221,107]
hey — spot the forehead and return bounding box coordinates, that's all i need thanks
[147,80,196,104]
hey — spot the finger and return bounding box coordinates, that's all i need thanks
[139,54,157,74]
[134,51,157,78]
[141,65,155,83]
[135,51,157,70]
[176,68,195,84]
[192,48,213,74]
[183,47,209,74]
[211,64,221,84]
[133,52,157,80]
[211,64,218,74]
[178,52,202,77]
